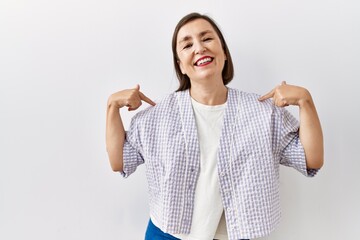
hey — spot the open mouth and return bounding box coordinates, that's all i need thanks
[194,57,213,66]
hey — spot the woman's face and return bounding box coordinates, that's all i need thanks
[176,18,227,84]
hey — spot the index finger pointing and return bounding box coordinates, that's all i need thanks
[139,92,156,106]
[258,88,275,102]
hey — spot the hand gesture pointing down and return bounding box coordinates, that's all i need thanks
[108,84,156,111]
[258,81,311,108]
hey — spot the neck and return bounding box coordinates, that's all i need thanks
[189,80,228,105]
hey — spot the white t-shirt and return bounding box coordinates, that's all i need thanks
[172,97,228,240]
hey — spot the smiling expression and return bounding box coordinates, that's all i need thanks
[176,19,227,84]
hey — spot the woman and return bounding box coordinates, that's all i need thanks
[106,13,323,240]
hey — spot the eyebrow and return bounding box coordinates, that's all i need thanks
[178,30,213,45]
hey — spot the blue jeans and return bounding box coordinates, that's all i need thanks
[145,219,180,240]
[145,219,250,240]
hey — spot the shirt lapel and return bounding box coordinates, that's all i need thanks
[218,88,241,168]
[176,89,201,169]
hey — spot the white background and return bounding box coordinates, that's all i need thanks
[1,0,359,239]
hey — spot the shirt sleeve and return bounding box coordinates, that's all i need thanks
[279,108,319,177]
[121,116,144,178]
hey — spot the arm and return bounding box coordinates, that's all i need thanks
[259,81,324,169]
[106,104,126,172]
[106,84,155,172]
[297,90,324,169]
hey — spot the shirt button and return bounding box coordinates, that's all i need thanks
[220,172,226,177]
[227,207,232,212]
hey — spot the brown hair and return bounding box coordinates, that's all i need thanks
[172,12,234,91]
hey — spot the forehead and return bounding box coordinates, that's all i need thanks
[177,18,217,41]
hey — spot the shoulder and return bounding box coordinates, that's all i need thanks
[228,88,275,111]
[131,91,179,122]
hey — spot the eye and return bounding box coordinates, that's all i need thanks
[203,37,213,42]
[183,43,192,50]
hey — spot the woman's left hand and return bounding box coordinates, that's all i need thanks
[259,81,324,169]
[258,81,311,107]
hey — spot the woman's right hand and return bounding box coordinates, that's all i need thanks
[107,84,156,111]
[106,85,155,171]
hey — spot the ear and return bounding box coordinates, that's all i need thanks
[177,60,186,75]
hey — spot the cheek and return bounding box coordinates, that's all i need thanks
[178,54,190,66]
[178,52,188,62]
[177,60,186,74]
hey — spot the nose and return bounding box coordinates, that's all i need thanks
[194,41,206,54]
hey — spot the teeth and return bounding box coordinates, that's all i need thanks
[197,57,212,66]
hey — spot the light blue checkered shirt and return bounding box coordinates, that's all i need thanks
[122,88,318,239]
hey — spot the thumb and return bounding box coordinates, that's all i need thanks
[134,84,140,91]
